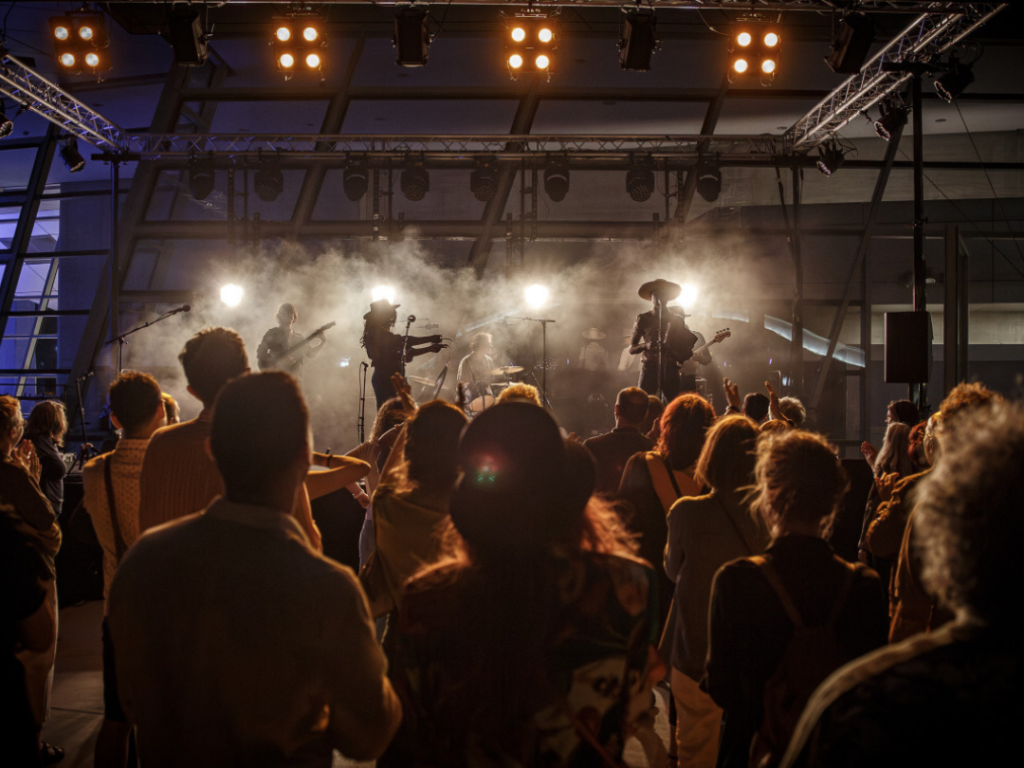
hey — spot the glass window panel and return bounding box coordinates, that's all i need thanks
[0,206,22,250]
[208,101,330,134]
[0,148,42,189]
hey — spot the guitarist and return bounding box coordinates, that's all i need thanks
[256,303,326,377]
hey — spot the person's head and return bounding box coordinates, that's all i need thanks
[887,399,919,427]
[924,381,1001,466]
[0,395,25,454]
[742,392,770,423]
[209,372,309,506]
[403,400,468,493]
[777,396,807,427]
[752,430,848,536]
[25,400,68,446]
[450,403,572,560]
[362,299,399,331]
[469,332,493,355]
[759,418,791,437]
[656,393,716,471]
[915,400,1024,627]
[615,387,649,428]
[369,397,408,442]
[276,303,298,327]
[108,372,165,439]
[640,395,664,435]
[495,383,542,407]
[907,421,929,471]
[161,392,180,425]
[564,440,637,558]
[695,414,759,493]
[179,327,249,408]
[874,421,913,478]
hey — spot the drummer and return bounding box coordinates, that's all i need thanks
[457,332,496,399]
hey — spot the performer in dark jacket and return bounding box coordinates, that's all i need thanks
[361,299,444,410]
[256,303,326,377]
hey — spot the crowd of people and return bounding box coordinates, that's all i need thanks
[1,323,1021,768]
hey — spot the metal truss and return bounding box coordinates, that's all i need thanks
[0,52,128,153]
[119,132,782,161]
[164,1,1003,11]
[785,4,1007,151]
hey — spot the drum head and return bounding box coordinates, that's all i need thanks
[467,394,496,414]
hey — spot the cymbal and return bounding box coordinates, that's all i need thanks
[488,365,524,376]
[581,327,606,340]
[406,375,435,386]
[638,279,682,302]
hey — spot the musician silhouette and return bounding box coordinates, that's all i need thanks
[361,299,444,410]
[256,303,326,377]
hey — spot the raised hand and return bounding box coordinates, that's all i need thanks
[860,441,878,466]
[765,380,784,422]
[15,441,41,481]
[723,377,741,410]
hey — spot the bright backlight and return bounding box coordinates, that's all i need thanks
[524,284,549,309]
[762,59,776,74]
[511,27,526,42]
[220,284,244,307]
[764,32,779,47]
[372,285,396,304]
[535,54,550,69]
[733,58,748,74]
[737,32,752,47]
[306,53,321,68]
[303,27,318,42]
[509,54,523,69]
[279,53,295,68]
[539,28,553,43]
[276,27,291,42]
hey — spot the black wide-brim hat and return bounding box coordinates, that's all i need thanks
[638,279,682,302]
[363,298,400,319]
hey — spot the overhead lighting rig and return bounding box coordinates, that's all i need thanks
[59,135,86,173]
[189,154,215,200]
[874,96,908,141]
[167,6,210,67]
[394,6,431,67]
[626,157,655,203]
[470,157,500,202]
[0,108,13,138]
[401,160,430,201]
[825,13,874,75]
[544,156,569,202]
[619,8,659,72]
[273,14,326,80]
[695,158,721,203]
[934,54,976,102]
[504,14,557,80]
[728,22,780,85]
[343,156,369,202]
[50,11,111,77]
[815,136,846,177]
[254,151,284,202]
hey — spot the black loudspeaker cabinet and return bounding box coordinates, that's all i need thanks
[885,311,933,384]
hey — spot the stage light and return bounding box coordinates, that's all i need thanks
[762,59,776,74]
[85,52,99,68]
[343,157,369,201]
[524,283,549,309]
[52,12,110,75]
[168,6,209,66]
[303,26,319,42]
[79,24,94,41]
[276,26,291,42]
[825,13,874,74]
[273,15,325,79]
[279,53,295,68]
[695,161,721,203]
[619,10,659,72]
[935,57,975,103]
[254,156,284,202]
[733,58,748,74]
[729,24,779,83]
[874,98,908,142]
[189,156,215,200]
[60,53,76,69]
[626,164,655,203]
[401,164,430,202]
[0,112,13,138]
[394,8,431,67]
[505,16,556,79]
[59,137,85,173]
[737,31,752,47]
[372,285,396,304]
[679,283,698,307]
[220,284,244,307]
[470,158,499,203]
[54,24,70,41]
[764,32,779,47]
[544,156,569,202]
[305,53,321,69]
[816,138,845,177]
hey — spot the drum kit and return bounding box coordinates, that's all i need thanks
[465,364,525,415]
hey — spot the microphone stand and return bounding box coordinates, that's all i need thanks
[70,372,95,472]
[508,316,556,410]
[103,307,189,373]
[357,362,369,443]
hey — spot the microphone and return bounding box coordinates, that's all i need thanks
[167,304,191,315]
[407,314,416,323]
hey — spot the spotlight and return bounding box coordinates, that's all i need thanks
[276,26,291,42]
[695,161,721,203]
[679,283,698,307]
[58,137,85,173]
[764,32,779,47]
[524,283,549,309]
[220,284,244,307]
[816,138,845,177]
[273,15,325,79]
[279,53,295,69]
[51,12,110,75]
[729,24,779,83]
[825,13,875,74]
[874,99,908,142]
[254,155,284,202]
[935,57,975,103]
[505,16,556,79]
[737,31,752,47]
[544,156,570,202]
[401,164,430,201]
[626,163,655,203]
[619,10,659,72]
[393,7,430,67]
[303,26,319,43]
[733,58,749,74]
[372,285,396,304]
[305,53,321,69]
[167,6,209,66]
[470,158,500,203]
[0,111,14,139]
[189,156,215,200]
[343,157,369,201]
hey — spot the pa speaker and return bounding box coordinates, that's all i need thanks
[885,311,933,383]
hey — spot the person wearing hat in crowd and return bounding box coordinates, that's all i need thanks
[629,279,711,401]
[256,303,326,378]
[618,328,641,373]
[578,327,609,371]
[362,299,445,410]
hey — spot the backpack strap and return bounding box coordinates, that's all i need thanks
[645,452,683,514]
[103,457,129,563]
[751,556,805,628]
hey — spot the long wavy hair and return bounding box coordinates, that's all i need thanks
[656,393,716,471]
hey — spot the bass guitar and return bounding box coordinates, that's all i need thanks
[257,321,335,372]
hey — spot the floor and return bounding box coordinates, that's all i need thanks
[42,600,669,767]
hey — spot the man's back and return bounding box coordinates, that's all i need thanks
[108,498,399,767]
[139,415,222,533]
[583,428,654,495]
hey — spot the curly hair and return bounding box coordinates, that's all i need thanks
[752,429,849,530]
[657,393,716,471]
[495,383,542,407]
[938,381,1000,428]
[915,400,1021,623]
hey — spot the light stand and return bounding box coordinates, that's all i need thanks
[509,315,556,410]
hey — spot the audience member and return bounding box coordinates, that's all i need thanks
[0,395,62,764]
[743,392,770,423]
[389,402,658,767]
[777,396,807,428]
[160,392,180,425]
[582,387,655,494]
[109,372,401,767]
[643,394,665,441]
[24,401,69,516]
[858,400,919,468]
[705,430,887,768]
[494,381,542,406]
[782,401,1024,767]
[906,421,929,473]
[856,421,913,586]
[619,393,716,628]
[665,414,769,768]
[83,371,166,768]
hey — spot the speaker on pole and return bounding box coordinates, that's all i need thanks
[885,311,933,383]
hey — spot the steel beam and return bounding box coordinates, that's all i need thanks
[111,1,1004,11]
[674,74,729,223]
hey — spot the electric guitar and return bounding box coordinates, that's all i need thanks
[257,321,335,372]
[681,328,731,363]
